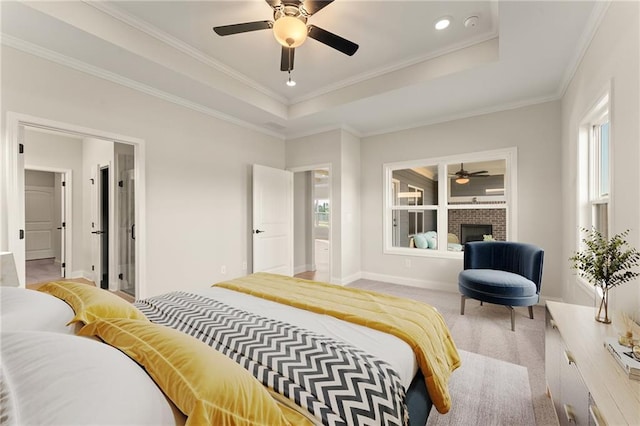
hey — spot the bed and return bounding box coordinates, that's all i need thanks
[0,273,460,426]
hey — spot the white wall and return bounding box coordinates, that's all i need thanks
[561,1,640,314]
[23,129,84,277]
[286,129,362,284]
[340,131,362,282]
[287,130,343,281]
[360,102,563,299]
[1,46,284,297]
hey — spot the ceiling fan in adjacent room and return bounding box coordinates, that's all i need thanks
[450,163,489,184]
[213,0,359,76]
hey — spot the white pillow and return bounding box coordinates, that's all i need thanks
[0,287,77,334]
[1,331,185,426]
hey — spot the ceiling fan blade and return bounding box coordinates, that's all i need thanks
[281,47,295,71]
[213,21,273,36]
[307,25,358,56]
[301,0,334,16]
[468,170,489,176]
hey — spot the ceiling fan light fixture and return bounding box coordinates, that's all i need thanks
[455,177,470,184]
[273,16,308,48]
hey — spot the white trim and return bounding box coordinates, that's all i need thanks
[285,124,363,142]
[383,147,518,257]
[576,82,612,245]
[1,35,285,140]
[4,112,148,298]
[361,94,560,139]
[556,1,611,99]
[361,271,457,293]
[86,1,288,105]
[334,271,362,286]
[290,34,500,105]
[362,270,557,306]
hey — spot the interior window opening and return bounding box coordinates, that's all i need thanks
[385,149,515,257]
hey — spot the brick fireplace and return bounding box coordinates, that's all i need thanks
[448,208,506,242]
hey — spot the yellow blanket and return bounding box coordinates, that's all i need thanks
[215,273,460,414]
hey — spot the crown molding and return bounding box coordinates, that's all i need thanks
[290,33,499,105]
[360,93,561,138]
[556,0,611,99]
[1,35,285,140]
[285,123,363,141]
[85,1,289,105]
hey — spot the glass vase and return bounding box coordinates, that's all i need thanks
[594,285,611,324]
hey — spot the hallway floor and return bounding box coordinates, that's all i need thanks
[25,258,63,285]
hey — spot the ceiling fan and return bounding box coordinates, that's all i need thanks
[450,163,489,184]
[213,0,359,73]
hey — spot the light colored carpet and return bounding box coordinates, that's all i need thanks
[347,279,558,426]
[426,350,535,426]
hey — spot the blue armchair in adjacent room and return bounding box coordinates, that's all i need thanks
[458,241,544,331]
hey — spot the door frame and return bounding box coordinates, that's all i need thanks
[288,163,333,282]
[24,166,72,278]
[4,112,147,297]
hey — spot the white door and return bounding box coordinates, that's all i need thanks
[24,185,55,260]
[252,164,293,275]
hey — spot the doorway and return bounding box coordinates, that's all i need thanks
[98,166,110,289]
[291,166,331,283]
[24,169,68,285]
[5,112,146,297]
[116,143,136,296]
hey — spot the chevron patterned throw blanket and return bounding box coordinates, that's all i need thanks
[135,291,408,426]
[216,273,460,414]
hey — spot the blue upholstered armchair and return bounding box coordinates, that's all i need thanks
[458,241,544,331]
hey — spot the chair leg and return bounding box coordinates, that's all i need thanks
[505,306,515,331]
[528,305,534,320]
[460,295,466,315]
[480,300,483,306]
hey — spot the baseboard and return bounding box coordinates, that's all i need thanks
[332,271,362,286]
[294,264,314,275]
[539,295,563,305]
[360,271,458,293]
[67,270,92,282]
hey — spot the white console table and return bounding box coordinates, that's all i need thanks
[546,301,640,425]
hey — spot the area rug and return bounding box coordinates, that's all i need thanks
[426,350,536,426]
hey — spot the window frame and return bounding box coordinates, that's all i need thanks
[576,89,612,294]
[383,147,518,258]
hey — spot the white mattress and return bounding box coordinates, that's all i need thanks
[191,286,419,389]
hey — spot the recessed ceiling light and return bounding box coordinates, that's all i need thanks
[435,17,451,30]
